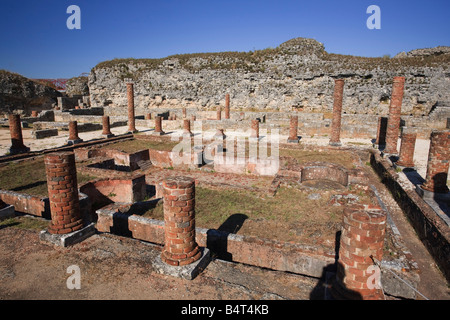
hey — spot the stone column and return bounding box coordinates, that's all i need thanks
[329,79,345,146]
[8,114,29,154]
[384,77,405,154]
[217,106,222,120]
[250,119,259,139]
[68,121,83,145]
[396,127,416,168]
[224,94,230,119]
[161,176,201,266]
[374,117,388,148]
[287,115,299,143]
[153,116,164,135]
[183,119,193,137]
[332,205,387,300]
[44,152,84,235]
[126,81,137,133]
[421,130,450,194]
[101,116,114,138]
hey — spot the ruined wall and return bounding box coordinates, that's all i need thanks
[88,38,450,117]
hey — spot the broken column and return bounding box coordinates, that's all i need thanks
[224,94,230,119]
[8,114,30,154]
[217,106,222,120]
[384,77,405,154]
[160,176,210,272]
[101,115,114,138]
[396,127,416,168]
[40,152,94,246]
[153,116,165,135]
[126,80,138,133]
[332,205,387,300]
[68,121,83,145]
[421,130,450,194]
[183,119,194,137]
[287,115,299,143]
[374,117,388,149]
[250,119,259,140]
[329,79,345,146]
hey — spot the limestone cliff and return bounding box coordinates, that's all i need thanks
[88,37,450,116]
[0,70,62,116]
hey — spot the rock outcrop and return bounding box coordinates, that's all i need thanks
[88,37,450,116]
[0,70,62,116]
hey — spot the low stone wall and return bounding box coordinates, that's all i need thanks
[0,190,48,218]
[32,129,59,139]
[370,150,450,282]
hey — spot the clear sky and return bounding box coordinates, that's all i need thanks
[1,0,449,79]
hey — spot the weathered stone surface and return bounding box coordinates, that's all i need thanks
[87,38,450,117]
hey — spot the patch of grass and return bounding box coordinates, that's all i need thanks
[279,149,356,169]
[0,158,47,196]
[0,215,49,230]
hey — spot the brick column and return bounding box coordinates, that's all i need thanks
[101,116,114,138]
[329,79,345,146]
[374,117,388,148]
[217,106,222,120]
[384,77,405,154]
[224,94,230,119]
[287,115,299,143]
[183,119,193,137]
[422,130,450,194]
[145,113,152,120]
[44,152,83,235]
[68,121,83,144]
[161,176,201,266]
[8,114,29,154]
[332,205,387,300]
[396,127,416,168]
[127,82,137,133]
[182,108,187,119]
[250,119,259,139]
[153,116,164,135]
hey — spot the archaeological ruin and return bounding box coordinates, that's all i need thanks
[0,38,449,300]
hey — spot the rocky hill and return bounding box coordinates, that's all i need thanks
[0,70,62,116]
[88,37,450,116]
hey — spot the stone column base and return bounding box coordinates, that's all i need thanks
[39,222,95,247]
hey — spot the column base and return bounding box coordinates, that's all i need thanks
[329,141,342,147]
[101,133,115,139]
[152,131,165,136]
[416,184,450,201]
[9,146,30,155]
[68,139,83,145]
[287,138,299,144]
[153,247,211,280]
[39,222,95,247]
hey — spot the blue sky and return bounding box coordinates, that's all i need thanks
[0,0,449,79]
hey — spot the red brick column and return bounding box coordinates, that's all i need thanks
[101,116,113,137]
[182,108,187,119]
[161,176,201,266]
[153,116,164,135]
[127,82,137,133]
[329,79,345,146]
[8,114,28,153]
[44,152,83,235]
[287,115,299,143]
[384,77,405,154]
[396,127,416,168]
[217,106,222,120]
[374,117,388,147]
[332,205,387,300]
[224,94,230,119]
[183,119,193,137]
[68,120,82,142]
[422,130,450,193]
[250,119,259,139]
